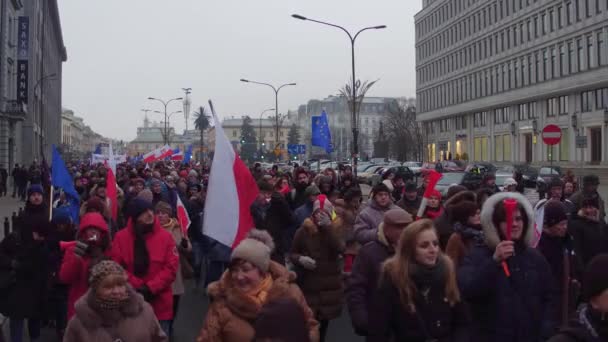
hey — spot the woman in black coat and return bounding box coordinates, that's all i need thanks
[458,192,559,342]
[0,185,53,342]
[367,219,469,342]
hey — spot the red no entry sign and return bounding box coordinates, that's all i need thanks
[542,124,562,145]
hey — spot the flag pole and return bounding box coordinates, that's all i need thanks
[49,185,54,221]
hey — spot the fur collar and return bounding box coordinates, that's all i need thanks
[301,217,343,235]
[207,261,298,320]
[73,286,144,329]
[480,192,535,249]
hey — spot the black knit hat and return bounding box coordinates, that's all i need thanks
[404,181,417,193]
[548,178,564,189]
[128,198,154,221]
[582,194,600,209]
[372,183,390,196]
[257,180,274,193]
[583,254,608,300]
[583,174,600,186]
[543,200,568,227]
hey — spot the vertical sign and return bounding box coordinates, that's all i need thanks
[17,16,29,104]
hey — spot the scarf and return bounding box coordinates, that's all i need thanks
[453,222,485,246]
[424,206,443,220]
[161,218,178,231]
[87,290,132,324]
[133,223,153,277]
[409,258,446,292]
[243,274,274,307]
[95,291,131,311]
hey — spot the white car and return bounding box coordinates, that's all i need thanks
[403,161,422,175]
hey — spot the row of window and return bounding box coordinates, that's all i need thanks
[581,87,608,112]
[419,29,607,113]
[418,1,607,84]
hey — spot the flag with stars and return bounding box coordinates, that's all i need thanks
[311,110,333,153]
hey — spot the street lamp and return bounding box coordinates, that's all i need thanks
[258,108,275,155]
[153,110,182,144]
[292,14,386,177]
[147,96,183,145]
[182,88,192,132]
[240,79,296,158]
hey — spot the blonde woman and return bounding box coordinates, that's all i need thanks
[367,219,469,342]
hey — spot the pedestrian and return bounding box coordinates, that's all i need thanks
[353,183,399,245]
[334,187,363,273]
[11,163,19,198]
[570,174,605,222]
[367,219,469,342]
[535,178,576,222]
[480,173,500,194]
[503,177,518,192]
[563,181,575,200]
[421,190,443,220]
[253,297,312,342]
[288,168,312,210]
[197,229,319,342]
[63,260,167,342]
[458,192,559,342]
[396,181,421,218]
[445,200,483,269]
[111,198,179,336]
[569,194,608,266]
[294,185,321,230]
[548,254,608,342]
[59,212,112,321]
[433,189,476,250]
[155,201,192,336]
[537,200,584,326]
[346,208,412,336]
[290,195,344,342]
[0,164,7,197]
[0,184,52,342]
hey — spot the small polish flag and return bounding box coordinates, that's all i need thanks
[171,148,184,161]
[203,101,259,248]
[143,145,173,163]
[176,196,191,235]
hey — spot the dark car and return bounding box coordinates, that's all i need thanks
[536,166,563,192]
[513,163,539,188]
[435,172,483,196]
[464,163,498,175]
[421,161,464,174]
[369,166,415,186]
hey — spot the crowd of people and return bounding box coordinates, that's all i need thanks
[0,159,607,342]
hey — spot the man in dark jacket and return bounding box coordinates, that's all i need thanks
[288,168,311,210]
[570,174,606,223]
[549,254,608,342]
[569,194,608,266]
[346,208,412,336]
[458,192,558,342]
[396,182,421,217]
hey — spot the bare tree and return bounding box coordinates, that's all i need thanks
[338,78,379,159]
[384,100,422,161]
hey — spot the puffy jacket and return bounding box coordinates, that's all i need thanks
[569,212,608,266]
[111,218,178,320]
[59,212,111,320]
[353,199,398,245]
[458,192,559,342]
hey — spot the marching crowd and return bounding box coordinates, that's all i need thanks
[0,160,607,342]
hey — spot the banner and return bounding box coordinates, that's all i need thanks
[91,154,126,165]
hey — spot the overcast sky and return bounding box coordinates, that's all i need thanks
[58,0,422,141]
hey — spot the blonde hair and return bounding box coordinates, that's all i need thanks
[381,219,460,313]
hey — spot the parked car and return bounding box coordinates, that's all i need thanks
[421,161,463,174]
[536,166,563,192]
[369,166,415,186]
[495,172,514,191]
[435,172,466,197]
[403,161,423,176]
[513,163,539,188]
[357,165,387,184]
[464,162,498,175]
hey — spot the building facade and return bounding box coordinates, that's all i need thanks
[127,115,201,157]
[416,0,608,165]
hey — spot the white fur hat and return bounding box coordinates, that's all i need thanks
[231,229,275,272]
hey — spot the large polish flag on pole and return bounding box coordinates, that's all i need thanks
[143,145,172,163]
[203,100,259,248]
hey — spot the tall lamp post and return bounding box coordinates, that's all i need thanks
[147,97,183,145]
[153,110,182,144]
[292,14,386,177]
[182,88,192,132]
[240,79,296,158]
[258,108,275,157]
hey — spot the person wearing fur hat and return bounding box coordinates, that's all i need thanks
[198,229,319,342]
[63,260,167,342]
[549,254,608,342]
[396,181,421,218]
[290,194,344,342]
[445,200,483,269]
[347,208,412,336]
[353,183,399,245]
[367,219,469,342]
[537,200,584,327]
[0,183,53,342]
[458,192,559,342]
[434,189,477,250]
[59,212,112,321]
[570,174,606,223]
[569,194,608,266]
[155,201,191,335]
[111,198,179,336]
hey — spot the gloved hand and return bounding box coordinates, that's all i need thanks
[317,211,331,228]
[298,256,317,270]
[137,285,154,302]
[74,241,89,257]
[180,238,189,249]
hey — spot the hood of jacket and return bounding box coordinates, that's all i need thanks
[480,192,535,249]
[73,286,144,330]
[79,212,109,234]
[207,261,298,320]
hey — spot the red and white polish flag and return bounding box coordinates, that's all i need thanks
[143,145,173,163]
[203,101,259,248]
[176,195,191,236]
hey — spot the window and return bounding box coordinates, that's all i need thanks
[518,103,528,120]
[494,108,503,123]
[566,2,573,25]
[559,95,569,115]
[541,13,546,35]
[578,39,585,71]
[598,31,606,65]
[543,49,549,81]
[560,44,566,76]
[528,102,537,119]
[551,48,556,79]
[547,97,558,116]
[568,41,575,74]
[588,35,594,69]
[581,90,594,111]
[495,135,504,161]
[558,6,563,28]
[596,88,608,109]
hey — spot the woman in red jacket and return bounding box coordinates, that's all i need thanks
[111,198,179,337]
[59,212,112,320]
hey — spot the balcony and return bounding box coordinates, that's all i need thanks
[2,100,27,120]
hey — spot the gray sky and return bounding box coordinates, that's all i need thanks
[59,0,422,141]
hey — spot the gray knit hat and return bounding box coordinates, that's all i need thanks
[89,260,126,289]
[231,229,275,272]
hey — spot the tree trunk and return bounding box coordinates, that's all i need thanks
[200,129,204,162]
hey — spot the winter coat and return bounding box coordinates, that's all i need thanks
[434,191,477,250]
[0,203,52,319]
[334,199,361,253]
[111,218,179,321]
[570,190,606,222]
[353,199,398,245]
[367,257,470,342]
[251,192,295,263]
[537,232,584,325]
[346,224,393,336]
[59,213,112,320]
[548,305,608,342]
[64,286,167,342]
[445,223,484,270]
[294,201,314,229]
[569,212,608,266]
[161,218,191,296]
[197,261,319,342]
[288,186,310,210]
[396,196,421,218]
[290,217,345,320]
[457,192,559,342]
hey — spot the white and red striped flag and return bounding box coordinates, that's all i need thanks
[143,145,173,163]
[105,143,118,221]
[176,195,191,235]
[203,101,259,248]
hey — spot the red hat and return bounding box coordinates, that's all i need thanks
[179,170,188,179]
[79,212,109,234]
[430,190,442,200]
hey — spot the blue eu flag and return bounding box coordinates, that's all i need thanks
[184,145,193,164]
[51,145,81,224]
[311,110,333,153]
